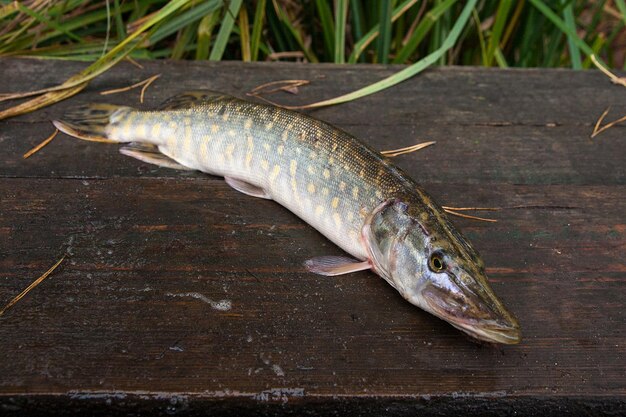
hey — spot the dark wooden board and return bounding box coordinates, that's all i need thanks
[0,58,625,416]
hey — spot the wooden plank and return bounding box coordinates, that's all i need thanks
[0,58,625,415]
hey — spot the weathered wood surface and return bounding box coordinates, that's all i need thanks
[0,57,624,416]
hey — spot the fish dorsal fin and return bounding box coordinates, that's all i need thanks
[158,91,232,110]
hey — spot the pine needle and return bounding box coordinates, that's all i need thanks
[590,113,626,138]
[441,206,501,211]
[0,255,66,317]
[443,209,498,223]
[589,55,626,138]
[99,73,161,103]
[381,141,436,157]
[138,75,159,103]
[442,206,500,222]
[125,57,144,69]
[23,128,59,159]
[591,107,610,138]
[248,79,310,96]
[266,51,306,61]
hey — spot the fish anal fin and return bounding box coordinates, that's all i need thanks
[158,91,231,110]
[225,176,271,199]
[304,256,371,276]
[120,143,193,170]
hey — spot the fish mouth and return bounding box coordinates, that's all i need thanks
[421,285,521,345]
[448,317,521,345]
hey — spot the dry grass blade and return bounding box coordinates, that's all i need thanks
[139,75,160,103]
[443,209,498,223]
[381,141,436,157]
[248,79,310,96]
[0,81,87,120]
[266,51,306,61]
[0,68,105,104]
[591,113,626,138]
[591,55,626,87]
[591,107,610,138]
[0,0,185,119]
[588,55,625,138]
[0,255,66,317]
[23,128,59,159]
[126,57,145,69]
[245,79,313,109]
[99,73,161,103]
[441,206,501,211]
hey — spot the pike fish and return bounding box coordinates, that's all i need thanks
[54,91,521,344]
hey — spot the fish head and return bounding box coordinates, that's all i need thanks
[363,198,521,345]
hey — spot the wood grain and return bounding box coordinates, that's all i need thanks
[0,58,624,416]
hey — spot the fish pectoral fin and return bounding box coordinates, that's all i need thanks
[119,143,193,170]
[224,176,271,199]
[304,256,371,276]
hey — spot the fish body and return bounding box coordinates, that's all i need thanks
[54,91,521,344]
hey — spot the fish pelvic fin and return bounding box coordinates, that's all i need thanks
[53,103,133,143]
[119,143,193,171]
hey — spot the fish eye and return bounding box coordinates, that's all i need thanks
[429,252,446,272]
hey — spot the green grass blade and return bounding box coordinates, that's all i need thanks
[15,2,84,43]
[112,0,126,40]
[350,0,418,64]
[209,0,243,61]
[334,0,348,63]
[272,0,318,62]
[196,11,219,60]
[582,34,606,69]
[494,47,508,68]
[542,23,564,67]
[431,0,451,65]
[486,0,513,66]
[528,0,602,65]
[0,2,18,20]
[616,0,626,26]
[3,0,191,97]
[150,0,220,46]
[239,5,251,61]
[266,2,289,52]
[250,0,266,61]
[562,0,581,69]
[500,0,525,51]
[518,4,541,67]
[473,8,488,66]
[303,0,478,108]
[350,0,365,62]
[377,0,392,64]
[316,0,335,61]
[171,20,197,59]
[392,0,457,64]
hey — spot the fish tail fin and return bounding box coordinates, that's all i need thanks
[53,103,133,143]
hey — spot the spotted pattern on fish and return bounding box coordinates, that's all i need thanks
[57,92,478,261]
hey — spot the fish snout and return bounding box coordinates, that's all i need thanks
[420,279,521,345]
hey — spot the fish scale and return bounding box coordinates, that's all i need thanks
[54,91,521,344]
